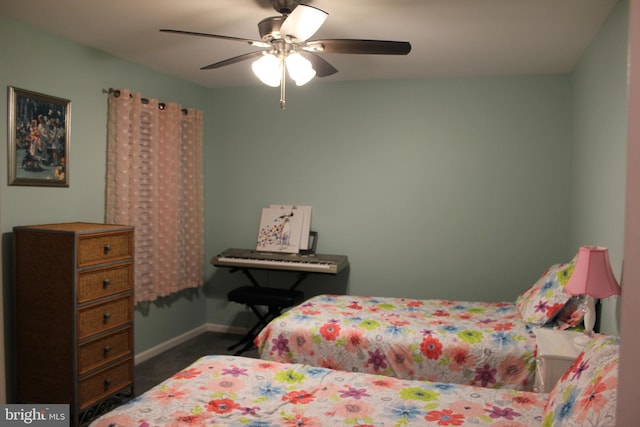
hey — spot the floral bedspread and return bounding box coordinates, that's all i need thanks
[90,355,546,427]
[256,294,537,390]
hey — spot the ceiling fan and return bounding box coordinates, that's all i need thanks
[160,0,411,108]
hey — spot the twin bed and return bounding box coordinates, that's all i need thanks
[90,258,616,426]
[255,259,582,391]
[90,334,619,426]
[256,294,538,390]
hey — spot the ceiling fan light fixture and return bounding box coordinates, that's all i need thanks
[286,52,315,86]
[162,0,412,108]
[252,54,282,87]
[279,4,328,42]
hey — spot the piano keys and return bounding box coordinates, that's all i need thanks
[211,248,349,274]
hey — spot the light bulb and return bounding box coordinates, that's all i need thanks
[286,53,316,86]
[252,54,281,87]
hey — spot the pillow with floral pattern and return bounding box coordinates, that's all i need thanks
[515,259,575,327]
[542,334,619,426]
[553,295,585,330]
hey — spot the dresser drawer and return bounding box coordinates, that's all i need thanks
[77,231,133,267]
[78,295,133,339]
[78,263,133,303]
[78,358,133,410]
[78,327,133,375]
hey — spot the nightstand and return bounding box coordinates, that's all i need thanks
[533,328,584,393]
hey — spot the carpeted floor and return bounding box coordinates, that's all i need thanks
[134,331,260,395]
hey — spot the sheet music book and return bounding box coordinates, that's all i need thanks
[256,207,305,253]
[270,205,312,250]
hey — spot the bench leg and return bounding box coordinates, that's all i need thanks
[227,305,282,355]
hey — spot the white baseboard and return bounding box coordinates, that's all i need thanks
[134,323,248,365]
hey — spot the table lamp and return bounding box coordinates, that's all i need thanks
[564,246,621,346]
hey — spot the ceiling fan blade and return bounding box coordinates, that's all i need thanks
[299,51,338,77]
[201,51,266,70]
[160,29,270,48]
[307,39,411,55]
[279,4,328,42]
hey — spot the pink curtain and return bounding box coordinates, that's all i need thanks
[106,89,204,303]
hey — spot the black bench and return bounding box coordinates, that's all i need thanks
[227,286,305,355]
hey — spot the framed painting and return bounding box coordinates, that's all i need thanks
[7,86,70,186]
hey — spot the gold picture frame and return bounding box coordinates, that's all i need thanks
[8,86,70,186]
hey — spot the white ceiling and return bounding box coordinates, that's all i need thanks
[1,0,619,88]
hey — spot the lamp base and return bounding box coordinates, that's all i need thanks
[573,295,596,347]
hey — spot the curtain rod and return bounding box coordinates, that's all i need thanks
[104,88,189,115]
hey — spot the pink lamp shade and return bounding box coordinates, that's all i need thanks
[565,246,621,298]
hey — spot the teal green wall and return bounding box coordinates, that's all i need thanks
[204,76,573,328]
[569,0,629,335]
[0,0,628,391]
[204,1,629,332]
[0,17,210,357]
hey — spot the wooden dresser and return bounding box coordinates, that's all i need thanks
[14,222,135,425]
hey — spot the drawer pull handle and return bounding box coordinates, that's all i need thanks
[102,278,111,288]
[103,345,112,354]
[103,312,112,321]
[104,378,112,389]
[103,244,112,254]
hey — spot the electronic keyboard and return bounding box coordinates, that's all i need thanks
[211,248,349,274]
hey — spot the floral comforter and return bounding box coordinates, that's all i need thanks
[255,294,537,390]
[90,355,546,427]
